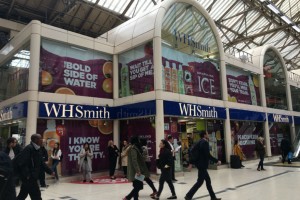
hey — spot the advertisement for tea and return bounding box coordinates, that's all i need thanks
[37,119,113,175]
[39,39,113,98]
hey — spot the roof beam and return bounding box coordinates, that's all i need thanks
[50,0,78,25]
[6,0,16,18]
[79,0,101,32]
[121,0,135,17]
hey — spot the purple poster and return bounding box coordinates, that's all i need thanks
[120,118,156,172]
[227,66,261,105]
[231,121,263,159]
[40,40,113,98]
[37,119,113,175]
[119,42,154,97]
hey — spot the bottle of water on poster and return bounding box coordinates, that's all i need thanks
[162,59,166,91]
[178,63,185,94]
[165,61,172,92]
[248,74,257,105]
[121,64,130,97]
[171,62,178,93]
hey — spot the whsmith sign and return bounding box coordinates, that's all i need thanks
[268,113,292,123]
[39,102,112,119]
[164,100,226,119]
[0,102,27,122]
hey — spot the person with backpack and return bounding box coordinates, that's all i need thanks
[16,134,54,200]
[184,130,221,200]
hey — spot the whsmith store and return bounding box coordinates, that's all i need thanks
[1,0,300,175]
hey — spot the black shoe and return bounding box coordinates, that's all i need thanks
[167,195,177,199]
[172,179,177,182]
[211,198,221,200]
[257,168,260,171]
[40,185,48,188]
[241,165,245,168]
[261,168,266,171]
[83,180,86,182]
[184,196,192,200]
[89,180,94,183]
[151,194,159,200]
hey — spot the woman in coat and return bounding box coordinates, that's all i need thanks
[123,136,150,200]
[152,140,177,200]
[255,137,266,171]
[79,142,93,183]
[233,140,245,167]
[121,140,130,178]
[107,140,119,179]
[51,142,62,180]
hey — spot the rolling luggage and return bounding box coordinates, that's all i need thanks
[230,155,241,169]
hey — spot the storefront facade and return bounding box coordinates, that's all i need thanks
[1,0,300,175]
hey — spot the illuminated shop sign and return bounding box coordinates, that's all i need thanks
[164,100,226,119]
[115,101,156,119]
[174,29,210,53]
[39,102,111,119]
[230,108,266,121]
[0,102,27,122]
[268,113,292,123]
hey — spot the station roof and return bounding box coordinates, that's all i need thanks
[0,0,299,72]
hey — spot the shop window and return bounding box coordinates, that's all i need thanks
[290,85,300,112]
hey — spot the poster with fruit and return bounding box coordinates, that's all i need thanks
[40,39,113,98]
[118,42,154,97]
[37,119,113,175]
[226,66,260,105]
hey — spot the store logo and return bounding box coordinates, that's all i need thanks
[178,103,218,118]
[272,114,289,123]
[173,29,210,53]
[0,108,13,122]
[42,103,110,119]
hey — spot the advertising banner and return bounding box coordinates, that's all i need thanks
[40,40,113,98]
[0,102,27,122]
[119,42,154,97]
[37,119,113,175]
[268,113,292,123]
[120,118,156,172]
[229,109,266,122]
[231,121,263,159]
[226,66,260,105]
[162,45,221,99]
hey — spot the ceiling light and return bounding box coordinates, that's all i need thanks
[281,16,293,24]
[292,25,300,32]
[267,4,280,14]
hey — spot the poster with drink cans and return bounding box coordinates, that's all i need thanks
[39,39,113,98]
[161,44,221,100]
[118,42,154,97]
[37,119,113,175]
[226,65,261,105]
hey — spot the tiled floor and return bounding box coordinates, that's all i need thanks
[18,159,300,200]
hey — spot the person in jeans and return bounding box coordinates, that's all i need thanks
[79,142,93,183]
[123,136,149,200]
[51,142,62,180]
[184,130,221,200]
[152,139,177,200]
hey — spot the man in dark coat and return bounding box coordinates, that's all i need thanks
[0,151,16,200]
[184,130,221,200]
[280,138,291,164]
[16,134,54,200]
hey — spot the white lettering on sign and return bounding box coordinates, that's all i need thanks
[179,103,218,118]
[43,103,110,119]
[273,114,289,123]
[0,109,13,122]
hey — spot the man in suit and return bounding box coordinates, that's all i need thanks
[167,135,177,181]
[184,130,221,200]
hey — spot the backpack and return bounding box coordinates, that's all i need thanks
[188,141,201,165]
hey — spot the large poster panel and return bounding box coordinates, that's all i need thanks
[120,118,156,172]
[119,42,154,97]
[162,45,221,99]
[231,121,263,159]
[40,39,113,98]
[226,66,261,105]
[37,119,113,175]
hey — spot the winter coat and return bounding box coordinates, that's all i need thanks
[121,145,130,167]
[233,144,245,161]
[127,145,150,182]
[158,147,173,181]
[78,148,93,172]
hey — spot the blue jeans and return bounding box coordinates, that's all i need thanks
[51,159,60,179]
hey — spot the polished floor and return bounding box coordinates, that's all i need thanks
[18,158,300,200]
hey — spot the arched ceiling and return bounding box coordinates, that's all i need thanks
[0,0,299,71]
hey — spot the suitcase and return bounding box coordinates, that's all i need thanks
[230,155,241,169]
